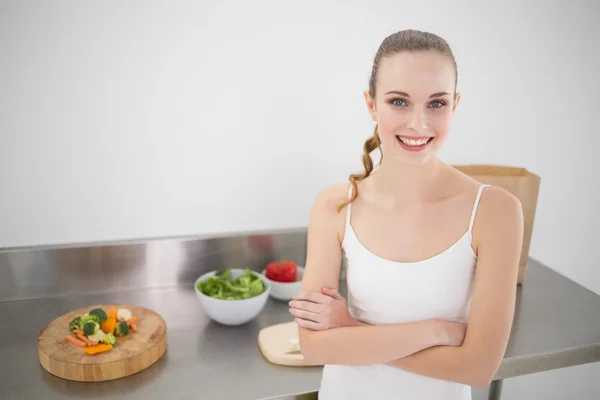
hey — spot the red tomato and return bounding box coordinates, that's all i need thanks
[265,260,297,282]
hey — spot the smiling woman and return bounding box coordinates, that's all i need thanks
[288,29,523,400]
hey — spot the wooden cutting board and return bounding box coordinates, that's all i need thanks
[257,321,321,367]
[38,303,167,382]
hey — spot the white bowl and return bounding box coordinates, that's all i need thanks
[261,265,304,301]
[194,269,271,326]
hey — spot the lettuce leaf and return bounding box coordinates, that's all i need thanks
[198,268,265,300]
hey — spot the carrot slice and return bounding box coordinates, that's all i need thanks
[85,344,113,355]
[126,317,137,327]
[130,323,138,332]
[76,332,95,346]
[66,335,87,347]
[72,329,84,336]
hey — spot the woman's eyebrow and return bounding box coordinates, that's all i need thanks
[384,90,450,98]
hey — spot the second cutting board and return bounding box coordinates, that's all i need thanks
[257,321,321,367]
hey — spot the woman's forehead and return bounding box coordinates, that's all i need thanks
[376,52,455,96]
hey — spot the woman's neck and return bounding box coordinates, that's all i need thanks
[369,156,444,206]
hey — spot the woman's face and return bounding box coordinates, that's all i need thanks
[365,51,459,167]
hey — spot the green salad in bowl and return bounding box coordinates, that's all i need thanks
[197,268,266,300]
[194,268,271,325]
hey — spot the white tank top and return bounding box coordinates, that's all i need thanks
[318,184,489,400]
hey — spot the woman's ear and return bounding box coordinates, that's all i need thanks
[363,90,377,121]
[452,92,461,114]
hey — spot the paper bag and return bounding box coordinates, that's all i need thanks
[453,165,541,285]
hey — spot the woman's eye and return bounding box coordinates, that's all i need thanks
[391,99,407,107]
[430,100,445,108]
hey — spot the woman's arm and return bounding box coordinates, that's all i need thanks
[385,186,524,387]
[297,185,463,366]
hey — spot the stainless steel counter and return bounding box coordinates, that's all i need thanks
[1,283,322,400]
[1,259,600,400]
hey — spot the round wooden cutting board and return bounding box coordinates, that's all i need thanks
[38,304,167,382]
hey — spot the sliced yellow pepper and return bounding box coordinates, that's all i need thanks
[85,344,113,355]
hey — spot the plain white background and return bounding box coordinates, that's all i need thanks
[1,1,598,398]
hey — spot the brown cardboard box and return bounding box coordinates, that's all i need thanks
[453,165,541,285]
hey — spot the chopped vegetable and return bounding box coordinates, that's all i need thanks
[265,260,297,282]
[198,268,266,300]
[114,321,129,337]
[87,331,105,345]
[100,307,117,334]
[85,344,113,355]
[83,321,101,336]
[65,306,142,352]
[76,332,95,346]
[101,333,117,346]
[117,308,132,322]
[81,313,99,325]
[215,269,231,279]
[88,308,108,322]
[66,335,87,347]
[68,316,83,331]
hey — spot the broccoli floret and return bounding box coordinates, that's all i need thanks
[114,321,129,337]
[81,313,99,325]
[88,308,107,322]
[80,309,106,325]
[101,333,117,346]
[80,308,107,324]
[83,321,101,336]
[68,316,83,331]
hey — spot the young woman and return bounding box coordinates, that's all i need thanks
[288,29,524,399]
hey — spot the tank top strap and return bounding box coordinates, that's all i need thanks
[468,184,490,234]
[345,184,353,227]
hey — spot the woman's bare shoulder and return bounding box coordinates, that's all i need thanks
[441,164,522,250]
[442,164,520,220]
[477,186,522,222]
[310,183,352,242]
[443,164,520,209]
[313,183,351,214]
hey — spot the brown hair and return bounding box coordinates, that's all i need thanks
[337,29,458,212]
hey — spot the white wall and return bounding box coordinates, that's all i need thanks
[1,1,599,397]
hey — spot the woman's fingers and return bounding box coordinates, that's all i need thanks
[289,306,322,322]
[290,289,352,330]
[288,300,321,313]
[289,297,326,325]
[289,289,345,330]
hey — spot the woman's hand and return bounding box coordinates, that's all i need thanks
[435,320,468,347]
[288,288,360,330]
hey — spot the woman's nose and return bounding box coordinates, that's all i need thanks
[407,108,428,130]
